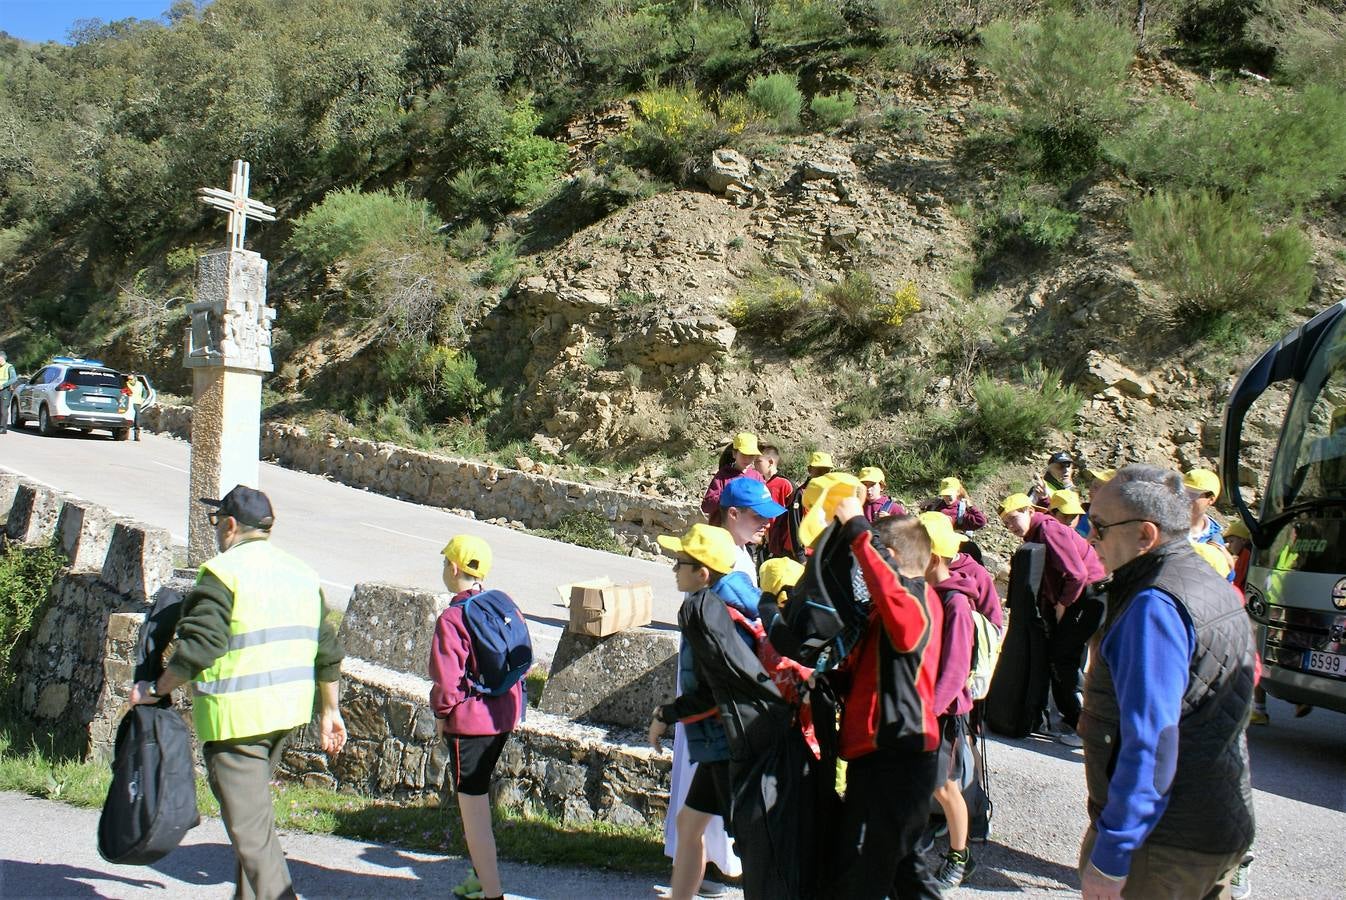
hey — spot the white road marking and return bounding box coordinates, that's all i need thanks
[322,579,354,592]
[151,460,188,473]
[360,521,442,545]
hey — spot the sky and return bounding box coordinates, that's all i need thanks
[1,1,179,44]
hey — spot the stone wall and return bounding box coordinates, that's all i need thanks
[140,404,699,553]
[2,476,675,826]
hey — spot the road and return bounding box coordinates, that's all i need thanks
[0,426,683,664]
[1,424,1342,898]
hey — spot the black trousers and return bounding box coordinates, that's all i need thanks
[833,748,942,900]
[1047,595,1104,729]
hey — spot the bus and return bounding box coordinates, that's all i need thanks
[1221,299,1346,715]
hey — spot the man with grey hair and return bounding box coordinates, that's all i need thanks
[1078,465,1254,900]
[0,350,17,434]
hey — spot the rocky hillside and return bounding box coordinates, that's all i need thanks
[3,1,1344,520]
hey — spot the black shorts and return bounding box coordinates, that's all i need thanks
[936,714,969,786]
[445,732,510,796]
[683,760,731,817]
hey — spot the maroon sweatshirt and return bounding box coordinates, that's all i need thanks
[863,495,906,523]
[946,552,1003,630]
[933,498,988,532]
[1025,511,1105,611]
[429,588,524,736]
[931,578,975,717]
[701,464,765,526]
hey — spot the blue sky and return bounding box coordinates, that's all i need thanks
[1,2,178,44]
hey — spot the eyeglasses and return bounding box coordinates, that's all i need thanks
[207,511,221,526]
[672,559,700,570]
[1088,517,1150,539]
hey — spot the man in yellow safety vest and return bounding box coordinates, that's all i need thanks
[131,485,346,900]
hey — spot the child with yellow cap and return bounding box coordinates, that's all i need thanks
[702,432,766,527]
[429,535,524,900]
[927,476,989,533]
[859,466,906,523]
[1184,469,1236,582]
[649,524,793,898]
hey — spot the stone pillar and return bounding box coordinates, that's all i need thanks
[184,249,275,565]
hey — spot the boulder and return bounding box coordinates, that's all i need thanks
[339,582,449,679]
[1081,351,1157,399]
[539,626,679,729]
[702,149,752,195]
[798,159,845,181]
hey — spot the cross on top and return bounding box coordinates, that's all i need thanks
[197,160,277,253]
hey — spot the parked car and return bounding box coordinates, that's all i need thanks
[10,357,154,440]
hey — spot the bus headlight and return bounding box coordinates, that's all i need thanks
[1246,587,1268,621]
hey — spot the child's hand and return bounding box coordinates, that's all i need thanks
[648,716,668,753]
[834,496,863,523]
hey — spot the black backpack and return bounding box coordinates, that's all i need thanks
[765,521,894,669]
[984,542,1050,738]
[98,592,200,864]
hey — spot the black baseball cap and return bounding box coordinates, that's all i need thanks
[1048,451,1073,465]
[201,485,275,527]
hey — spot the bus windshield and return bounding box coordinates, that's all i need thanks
[1265,312,1346,517]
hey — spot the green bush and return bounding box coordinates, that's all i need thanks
[537,511,623,554]
[0,544,65,702]
[288,188,445,268]
[618,84,727,180]
[968,179,1079,254]
[970,364,1080,456]
[978,10,1136,175]
[491,100,567,207]
[448,220,490,260]
[1249,5,1346,90]
[1128,189,1313,321]
[810,91,857,128]
[747,73,804,131]
[1105,84,1346,212]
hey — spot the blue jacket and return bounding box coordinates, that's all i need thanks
[678,571,759,762]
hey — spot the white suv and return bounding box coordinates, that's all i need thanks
[11,357,154,440]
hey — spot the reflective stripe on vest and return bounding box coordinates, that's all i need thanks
[193,540,322,742]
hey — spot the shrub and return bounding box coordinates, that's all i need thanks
[810,91,857,129]
[448,220,490,260]
[746,73,804,131]
[445,166,496,217]
[970,364,1080,456]
[0,544,65,702]
[478,233,521,288]
[619,84,726,179]
[1128,189,1313,322]
[727,269,808,332]
[978,11,1136,175]
[1105,84,1346,213]
[820,273,920,339]
[288,188,445,268]
[491,100,567,207]
[537,511,623,554]
[1249,5,1346,90]
[970,179,1079,254]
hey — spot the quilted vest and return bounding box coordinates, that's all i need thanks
[1080,540,1255,856]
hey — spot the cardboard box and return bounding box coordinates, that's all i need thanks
[565,578,654,637]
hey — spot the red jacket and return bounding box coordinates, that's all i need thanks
[835,518,942,759]
[1026,512,1104,611]
[429,588,524,736]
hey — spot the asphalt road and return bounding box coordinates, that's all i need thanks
[0,425,683,664]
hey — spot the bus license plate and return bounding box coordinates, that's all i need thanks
[1304,650,1346,678]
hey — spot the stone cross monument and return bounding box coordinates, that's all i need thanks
[184,160,278,565]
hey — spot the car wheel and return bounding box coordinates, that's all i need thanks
[113,428,130,441]
[8,399,18,427]
[38,405,55,436]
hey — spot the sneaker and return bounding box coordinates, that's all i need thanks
[1231,853,1253,900]
[1056,726,1084,748]
[935,849,977,888]
[1249,708,1269,726]
[697,880,727,898]
[452,870,483,899]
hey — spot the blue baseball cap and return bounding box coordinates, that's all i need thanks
[720,477,787,518]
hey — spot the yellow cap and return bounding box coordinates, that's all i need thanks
[1190,540,1232,579]
[1049,489,1086,516]
[442,534,493,579]
[1224,519,1251,541]
[1183,468,1222,500]
[657,523,737,574]
[799,472,864,548]
[918,511,966,558]
[732,432,760,455]
[759,558,805,599]
[999,493,1035,516]
[938,477,964,498]
[857,466,885,485]
[1086,467,1115,484]
[808,451,834,469]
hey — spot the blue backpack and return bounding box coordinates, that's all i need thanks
[453,589,534,696]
